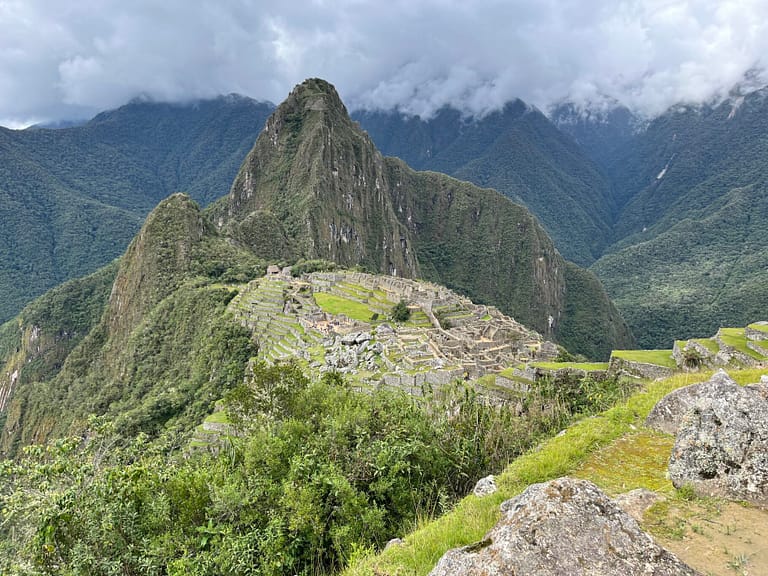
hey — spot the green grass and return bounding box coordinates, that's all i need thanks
[530,361,609,371]
[611,349,677,369]
[573,430,675,496]
[313,292,375,323]
[747,322,768,333]
[694,338,720,354]
[343,370,731,576]
[204,411,231,425]
[719,328,767,360]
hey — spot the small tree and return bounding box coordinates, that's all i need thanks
[682,347,704,370]
[390,299,411,323]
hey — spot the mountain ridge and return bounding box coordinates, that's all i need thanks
[0,96,273,324]
[353,101,616,265]
[216,78,632,354]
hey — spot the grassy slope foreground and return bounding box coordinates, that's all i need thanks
[344,367,768,576]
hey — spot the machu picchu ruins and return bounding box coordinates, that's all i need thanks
[227,270,549,393]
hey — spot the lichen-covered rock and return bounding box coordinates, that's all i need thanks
[668,375,768,506]
[428,477,700,576]
[646,370,737,435]
[472,475,497,497]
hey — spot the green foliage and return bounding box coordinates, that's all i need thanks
[0,97,273,324]
[5,282,257,453]
[225,360,310,424]
[681,347,704,369]
[558,262,636,359]
[532,372,636,416]
[290,259,339,276]
[0,364,579,576]
[390,299,411,323]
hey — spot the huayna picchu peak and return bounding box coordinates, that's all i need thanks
[216,78,420,278]
[214,78,634,357]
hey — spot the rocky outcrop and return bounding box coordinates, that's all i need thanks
[645,370,736,435]
[668,373,768,506]
[472,475,497,497]
[428,477,700,576]
[614,488,665,523]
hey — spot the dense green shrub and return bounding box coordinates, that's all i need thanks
[390,299,411,323]
[0,363,587,576]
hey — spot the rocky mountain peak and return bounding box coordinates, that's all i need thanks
[218,78,419,278]
[283,77,348,118]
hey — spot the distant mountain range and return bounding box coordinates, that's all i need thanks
[355,90,768,347]
[1,81,766,348]
[0,95,272,322]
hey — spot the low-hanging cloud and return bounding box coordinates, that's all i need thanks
[1,0,767,125]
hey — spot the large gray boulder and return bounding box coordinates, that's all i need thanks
[668,375,768,506]
[428,478,700,576]
[645,369,738,435]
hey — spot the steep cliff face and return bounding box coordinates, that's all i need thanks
[0,265,117,453]
[216,79,632,350]
[384,161,566,339]
[107,193,206,340]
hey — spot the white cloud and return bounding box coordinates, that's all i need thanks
[0,0,767,125]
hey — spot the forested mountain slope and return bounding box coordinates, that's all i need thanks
[0,96,272,323]
[354,102,615,265]
[590,88,768,347]
[357,87,768,348]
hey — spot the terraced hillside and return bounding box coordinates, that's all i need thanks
[228,270,549,391]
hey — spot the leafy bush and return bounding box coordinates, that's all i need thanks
[390,299,411,323]
[0,364,580,576]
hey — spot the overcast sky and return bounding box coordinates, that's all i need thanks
[1,0,767,127]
